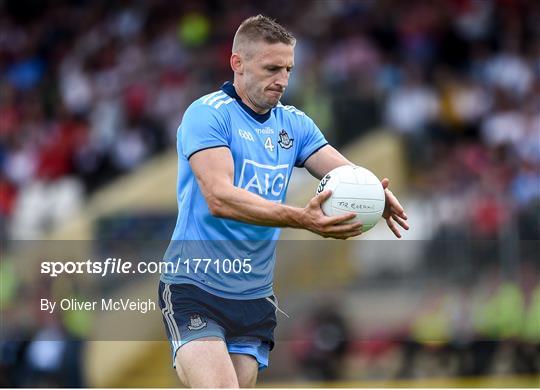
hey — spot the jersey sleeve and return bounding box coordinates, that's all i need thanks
[179,103,231,160]
[295,115,329,167]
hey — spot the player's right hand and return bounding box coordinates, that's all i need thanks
[300,190,363,239]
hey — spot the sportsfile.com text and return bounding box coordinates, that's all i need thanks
[41,257,253,277]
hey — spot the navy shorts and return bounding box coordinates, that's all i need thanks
[158,281,277,370]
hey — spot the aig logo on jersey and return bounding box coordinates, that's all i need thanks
[238,160,289,202]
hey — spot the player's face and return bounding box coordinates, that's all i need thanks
[243,42,294,112]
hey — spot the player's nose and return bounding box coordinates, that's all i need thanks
[275,70,289,89]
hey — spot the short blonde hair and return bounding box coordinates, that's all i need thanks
[232,15,295,57]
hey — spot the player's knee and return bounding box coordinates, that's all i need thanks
[195,375,239,388]
[218,377,240,388]
[176,369,239,388]
[237,371,257,388]
[175,350,239,388]
[232,356,258,388]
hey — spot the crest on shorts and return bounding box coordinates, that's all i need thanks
[278,129,293,149]
[187,314,207,330]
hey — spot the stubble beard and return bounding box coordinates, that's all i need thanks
[249,87,279,112]
[244,73,282,111]
[260,87,283,110]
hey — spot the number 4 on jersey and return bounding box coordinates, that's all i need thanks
[264,137,275,152]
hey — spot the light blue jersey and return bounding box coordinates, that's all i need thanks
[161,82,327,299]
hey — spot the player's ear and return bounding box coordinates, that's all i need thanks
[230,53,243,74]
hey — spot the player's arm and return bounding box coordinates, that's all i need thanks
[303,144,353,180]
[189,147,363,239]
[303,144,410,238]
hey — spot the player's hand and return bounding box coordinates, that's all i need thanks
[300,190,363,239]
[381,178,409,238]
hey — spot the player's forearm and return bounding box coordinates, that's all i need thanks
[304,145,353,180]
[207,186,304,228]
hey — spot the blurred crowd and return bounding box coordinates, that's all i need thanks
[1,0,539,386]
[289,273,539,382]
[1,0,539,241]
[1,0,539,242]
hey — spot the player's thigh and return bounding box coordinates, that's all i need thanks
[175,337,239,388]
[230,353,259,388]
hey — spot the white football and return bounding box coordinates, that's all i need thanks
[315,165,385,232]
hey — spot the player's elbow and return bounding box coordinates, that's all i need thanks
[208,201,226,218]
[206,194,228,218]
[200,180,233,218]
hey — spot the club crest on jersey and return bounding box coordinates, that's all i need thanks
[278,129,293,149]
[187,314,207,330]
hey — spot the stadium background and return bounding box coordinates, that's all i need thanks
[1,0,539,387]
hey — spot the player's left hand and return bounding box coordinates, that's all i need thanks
[381,178,409,238]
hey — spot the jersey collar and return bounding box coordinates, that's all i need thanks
[221,81,272,123]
